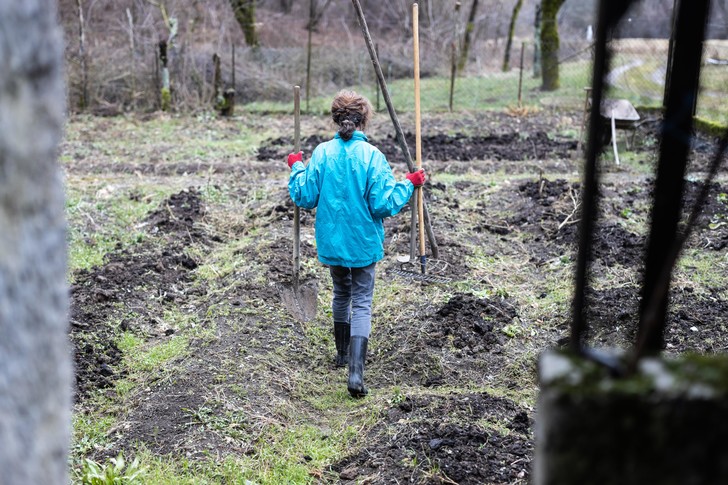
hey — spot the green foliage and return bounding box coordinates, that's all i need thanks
[501,323,523,338]
[81,453,146,485]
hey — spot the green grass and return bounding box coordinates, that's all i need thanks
[118,332,190,373]
[242,57,727,127]
[66,183,175,272]
[99,422,357,485]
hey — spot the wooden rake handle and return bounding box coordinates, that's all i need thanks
[413,3,426,273]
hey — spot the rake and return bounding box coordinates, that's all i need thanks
[389,3,452,285]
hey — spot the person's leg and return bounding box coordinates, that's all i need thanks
[349,263,376,338]
[329,265,352,367]
[348,263,376,397]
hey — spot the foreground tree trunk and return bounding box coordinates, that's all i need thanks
[540,0,566,90]
[229,0,259,47]
[0,0,71,483]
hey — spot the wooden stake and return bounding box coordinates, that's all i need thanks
[293,86,301,289]
[306,0,314,113]
[517,41,525,106]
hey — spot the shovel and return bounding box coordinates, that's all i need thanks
[279,85,318,321]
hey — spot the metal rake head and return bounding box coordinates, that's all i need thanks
[388,259,453,284]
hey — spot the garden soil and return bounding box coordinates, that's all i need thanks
[67,109,727,483]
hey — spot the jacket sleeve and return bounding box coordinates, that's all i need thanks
[288,146,322,209]
[366,150,414,219]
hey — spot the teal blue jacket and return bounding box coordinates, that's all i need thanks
[288,131,414,268]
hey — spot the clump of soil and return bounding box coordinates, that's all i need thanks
[427,293,517,354]
[333,392,533,484]
[257,131,576,164]
[144,187,212,243]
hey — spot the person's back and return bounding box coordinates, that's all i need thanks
[287,90,425,397]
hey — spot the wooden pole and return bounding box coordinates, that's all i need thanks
[375,43,381,112]
[293,86,301,289]
[449,41,456,112]
[350,0,439,259]
[306,0,314,113]
[517,41,525,106]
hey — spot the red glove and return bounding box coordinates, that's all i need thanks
[406,169,426,187]
[287,151,303,169]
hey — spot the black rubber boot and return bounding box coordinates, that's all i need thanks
[347,336,368,398]
[334,321,350,368]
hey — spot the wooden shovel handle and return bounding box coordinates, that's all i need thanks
[413,4,426,261]
[293,86,301,284]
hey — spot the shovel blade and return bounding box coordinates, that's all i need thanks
[278,279,318,322]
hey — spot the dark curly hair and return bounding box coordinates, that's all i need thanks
[331,90,373,141]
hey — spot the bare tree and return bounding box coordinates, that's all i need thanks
[307,0,334,31]
[502,0,523,71]
[75,0,88,109]
[0,1,71,483]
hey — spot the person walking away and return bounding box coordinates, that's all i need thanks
[287,90,425,398]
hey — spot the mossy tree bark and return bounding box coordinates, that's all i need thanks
[457,0,479,73]
[229,0,259,47]
[539,0,566,91]
[502,0,523,72]
[533,3,542,78]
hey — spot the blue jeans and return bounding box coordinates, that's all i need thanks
[329,263,376,338]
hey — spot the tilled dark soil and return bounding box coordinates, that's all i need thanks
[332,392,533,484]
[585,285,728,353]
[70,188,209,400]
[257,131,576,165]
[371,293,521,391]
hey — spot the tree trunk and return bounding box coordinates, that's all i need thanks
[458,0,479,72]
[307,0,333,31]
[213,52,223,106]
[502,0,523,71]
[280,0,294,14]
[533,3,542,78]
[0,1,70,483]
[159,40,171,110]
[76,0,88,109]
[540,0,566,91]
[229,0,259,47]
